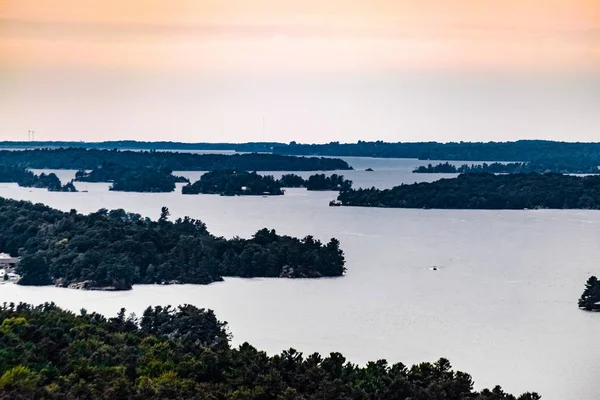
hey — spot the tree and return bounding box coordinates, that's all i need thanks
[159,207,171,223]
[16,254,52,286]
[578,276,600,311]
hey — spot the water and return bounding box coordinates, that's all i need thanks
[1,159,599,399]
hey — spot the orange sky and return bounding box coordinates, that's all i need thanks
[1,0,599,72]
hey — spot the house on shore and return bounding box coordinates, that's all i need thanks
[0,253,19,269]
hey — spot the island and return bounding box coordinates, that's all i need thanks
[0,148,351,171]
[273,139,600,163]
[0,166,77,192]
[76,163,189,193]
[182,171,353,195]
[277,173,353,191]
[0,303,539,400]
[578,276,600,311]
[182,170,284,196]
[334,173,600,210]
[413,162,554,174]
[0,198,345,290]
[279,173,306,187]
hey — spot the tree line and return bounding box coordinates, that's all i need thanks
[76,163,189,193]
[272,140,600,168]
[413,161,600,174]
[0,302,540,399]
[0,148,351,171]
[413,162,526,174]
[183,172,353,196]
[0,165,76,192]
[0,198,346,290]
[335,173,600,210]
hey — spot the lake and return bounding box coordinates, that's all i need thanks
[0,157,598,399]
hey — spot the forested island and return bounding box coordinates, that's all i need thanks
[412,161,600,174]
[0,198,345,290]
[76,163,188,193]
[335,173,600,210]
[413,162,526,174]
[273,140,600,165]
[0,140,278,153]
[182,172,353,196]
[183,170,283,196]
[0,148,351,171]
[279,174,353,191]
[578,276,600,311]
[0,166,76,192]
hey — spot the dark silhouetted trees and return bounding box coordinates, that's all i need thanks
[0,302,540,399]
[336,173,600,210]
[0,199,345,290]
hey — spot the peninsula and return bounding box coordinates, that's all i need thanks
[335,173,600,210]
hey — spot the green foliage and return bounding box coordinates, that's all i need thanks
[0,165,77,192]
[337,173,600,210]
[304,174,352,191]
[0,366,40,392]
[578,276,600,311]
[0,199,345,290]
[182,172,354,195]
[76,162,188,193]
[0,148,351,171]
[412,162,581,174]
[279,174,306,188]
[0,302,538,399]
[274,140,600,173]
[183,170,284,196]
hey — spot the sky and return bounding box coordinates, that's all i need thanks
[1,0,599,143]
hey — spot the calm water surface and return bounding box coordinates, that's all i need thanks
[1,158,599,399]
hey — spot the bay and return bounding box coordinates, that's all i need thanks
[1,158,598,399]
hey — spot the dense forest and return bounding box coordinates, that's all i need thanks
[0,148,351,171]
[413,162,526,174]
[335,173,600,210]
[0,166,76,192]
[277,174,353,191]
[303,174,353,191]
[0,140,280,152]
[272,140,600,165]
[578,276,600,311]
[0,302,540,400]
[412,161,600,174]
[183,170,284,196]
[182,172,353,196]
[76,163,188,193]
[0,198,346,290]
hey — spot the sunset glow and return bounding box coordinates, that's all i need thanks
[2,0,599,72]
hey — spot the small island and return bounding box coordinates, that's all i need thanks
[0,303,538,399]
[0,198,345,290]
[413,162,527,174]
[578,276,600,311]
[77,163,189,192]
[304,173,353,191]
[278,173,353,191]
[0,165,77,192]
[182,170,284,196]
[335,173,600,209]
[182,171,353,195]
